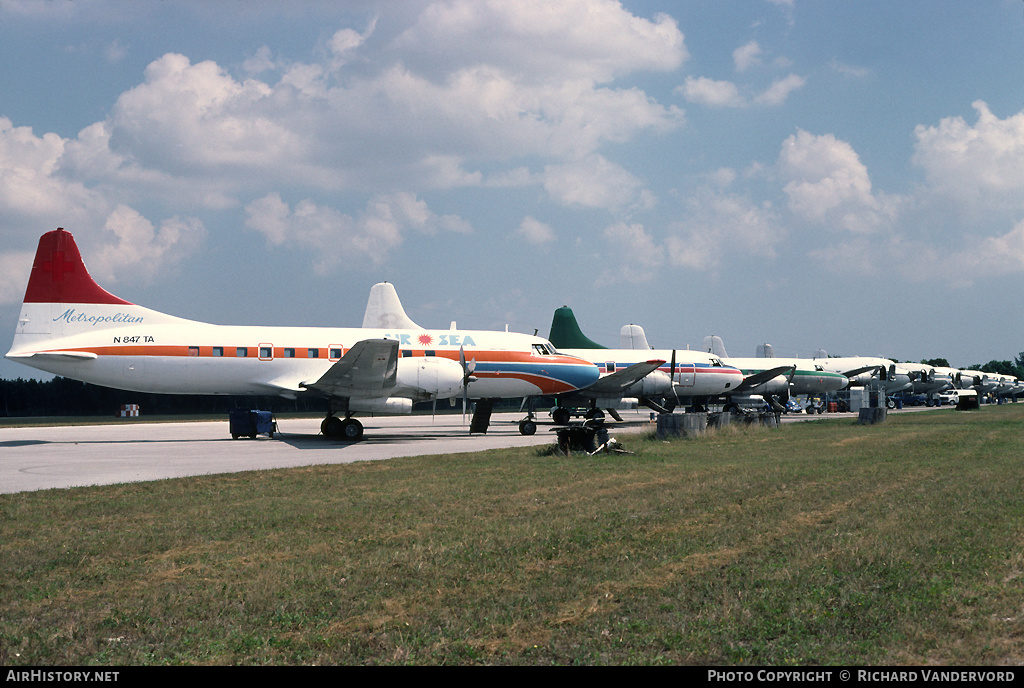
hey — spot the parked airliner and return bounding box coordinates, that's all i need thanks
[6,228,602,440]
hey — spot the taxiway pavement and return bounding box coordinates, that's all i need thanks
[0,412,655,494]
[1,407,927,495]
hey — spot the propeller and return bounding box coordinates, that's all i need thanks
[668,349,680,410]
[459,346,477,426]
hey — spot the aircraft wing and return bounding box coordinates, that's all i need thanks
[733,365,795,394]
[301,338,399,398]
[572,359,665,397]
[842,365,880,379]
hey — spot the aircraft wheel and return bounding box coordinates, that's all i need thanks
[323,416,343,437]
[886,398,896,410]
[519,419,537,436]
[341,418,364,441]
[551,407,571,425]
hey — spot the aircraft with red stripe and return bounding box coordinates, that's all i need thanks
[6,228,603,440]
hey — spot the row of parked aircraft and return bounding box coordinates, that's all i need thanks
[6,228,1021,440]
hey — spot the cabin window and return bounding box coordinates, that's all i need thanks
[330,348,342,359]
[284,348,295,358]
[402,350,412,358]
[605,362,615,373]
[188,346,199,357]
[212,347,223,357]
[307,348,319,358]
[259,346,272,360]
[236,347,248,358]
[425,350,435,357]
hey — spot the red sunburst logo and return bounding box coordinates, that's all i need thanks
[417,333,434,346]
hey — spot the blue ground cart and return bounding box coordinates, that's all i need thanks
[229,409,276,439]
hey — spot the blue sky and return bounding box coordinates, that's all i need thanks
[3,0,1024,382]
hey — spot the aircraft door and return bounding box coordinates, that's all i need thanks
[676,367,695,387]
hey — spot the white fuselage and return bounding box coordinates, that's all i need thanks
[8,301,600,402]
[558,348,744,399]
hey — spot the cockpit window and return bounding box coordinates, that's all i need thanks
[533,343,557,356]
[710,357,723,367]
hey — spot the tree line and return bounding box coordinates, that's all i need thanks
[0,376,328,418]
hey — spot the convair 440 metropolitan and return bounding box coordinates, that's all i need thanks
[6,228,601,440]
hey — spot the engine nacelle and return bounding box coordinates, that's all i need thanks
[624,370,673,398]
[348,397,413,414]
[396,355,464,400]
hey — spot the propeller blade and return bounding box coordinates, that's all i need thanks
[669,349,680,407]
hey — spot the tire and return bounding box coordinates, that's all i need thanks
[341,419,364,441]
[323,416,344,437]
[519,419,537,435]
[552,407,571,425]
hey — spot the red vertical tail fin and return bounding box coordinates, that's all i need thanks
[23,228,133,305]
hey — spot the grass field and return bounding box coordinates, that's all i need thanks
[2,405,1023,665]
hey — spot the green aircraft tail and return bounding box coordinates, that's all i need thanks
[548,306,607,349]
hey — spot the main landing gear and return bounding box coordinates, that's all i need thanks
[322,413,364,441]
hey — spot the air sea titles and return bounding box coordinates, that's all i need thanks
[383,332,477,347]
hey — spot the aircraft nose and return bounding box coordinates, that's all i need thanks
[560,355,600,390]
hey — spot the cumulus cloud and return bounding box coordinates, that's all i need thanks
[679,73,805,108]
[970,220,1024,275]
[912,100,1024,213]
[0,252,34,305]
[514,216,556,246]
[597,222,663,284]
[753,74,806,106]
[244,192,470,273]
[665,170,783,272]
[0,0,694,295]
[0,118,104,227]
[89,206,207,285]
[680,76,744,108]
[733,41,762,72]
[45,2,684,208]
[778,129,896,233]
[543,154,654,212]
[392,0,688,83]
